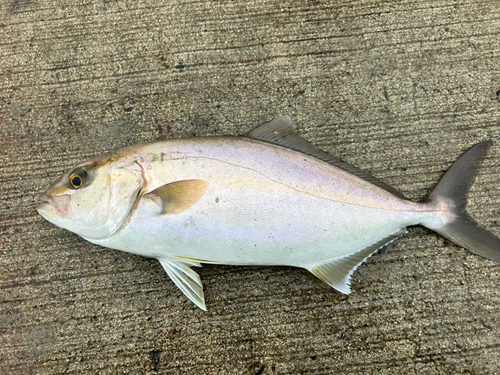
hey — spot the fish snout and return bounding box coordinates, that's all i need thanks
[37,194,71,219]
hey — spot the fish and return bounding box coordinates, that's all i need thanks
[37,116,500,310]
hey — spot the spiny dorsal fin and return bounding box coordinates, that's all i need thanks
[146,179,209,215]
[158,257,206,310]
[308,230,406,294]
[247,116,405,199]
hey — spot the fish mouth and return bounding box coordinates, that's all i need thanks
[36,197,55,218]
[36,194,50,209]
[36,194,69,218]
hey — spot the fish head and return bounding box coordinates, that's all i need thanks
[37,151,147,240]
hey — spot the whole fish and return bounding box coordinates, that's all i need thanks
[37,116,500,310]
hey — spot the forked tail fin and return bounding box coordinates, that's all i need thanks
[427,141,500,261]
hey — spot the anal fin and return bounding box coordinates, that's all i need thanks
[158,258,206,310]
[308,230,406,294]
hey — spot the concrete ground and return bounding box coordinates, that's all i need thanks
[1,0,500,374]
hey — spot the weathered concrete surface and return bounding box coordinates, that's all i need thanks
[1,0,500,373]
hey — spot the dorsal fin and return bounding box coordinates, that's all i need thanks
[247,116,405,198]
[307,230,406,294]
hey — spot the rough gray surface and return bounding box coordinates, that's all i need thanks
[1,0,500,374]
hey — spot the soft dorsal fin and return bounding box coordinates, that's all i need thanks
[307,230,406,294]
[247,116,405,198]
[158,257,207,310]
[146,179,209,215]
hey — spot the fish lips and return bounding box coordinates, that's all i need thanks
[37,194,70,221]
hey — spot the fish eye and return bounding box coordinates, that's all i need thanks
[68,168,88,189]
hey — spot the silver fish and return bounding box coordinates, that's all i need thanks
[37,116,500,310]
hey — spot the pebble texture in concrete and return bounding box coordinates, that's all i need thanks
[1,0,500,374]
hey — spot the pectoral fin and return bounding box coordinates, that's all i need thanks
[307,230,406,294]
[146,179,209,215]
[158,257,206,310]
